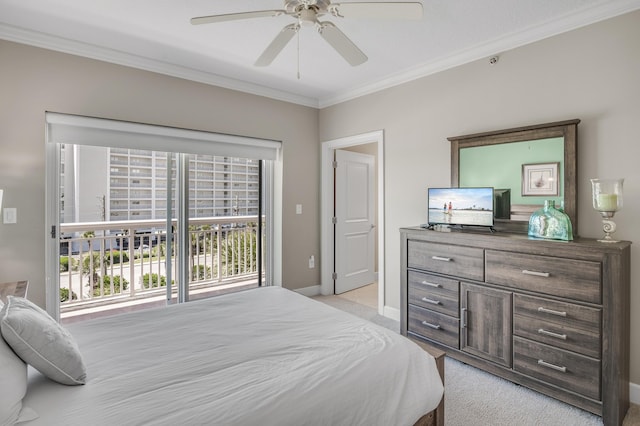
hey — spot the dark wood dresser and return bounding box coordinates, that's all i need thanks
[400,227,631,425]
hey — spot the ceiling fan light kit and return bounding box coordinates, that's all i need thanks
[191,1,423,68]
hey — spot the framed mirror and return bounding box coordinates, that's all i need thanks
[449,119,579,234]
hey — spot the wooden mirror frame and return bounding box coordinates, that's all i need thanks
[449,119,579,235]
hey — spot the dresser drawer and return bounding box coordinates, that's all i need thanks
[514,294,601,358]
[514,336,600,400]
[485,250,601,303]
[408,271,459,317]
[408,304,459,348]
[408,240,484,281]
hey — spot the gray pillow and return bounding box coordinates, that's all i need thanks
[0,296,86,385]
[0,303,29,425]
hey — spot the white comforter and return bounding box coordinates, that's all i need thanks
[22,287,443,426]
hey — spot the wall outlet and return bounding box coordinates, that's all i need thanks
[296,204,303,215]
[308,255,315,269]
[3,208,17,224]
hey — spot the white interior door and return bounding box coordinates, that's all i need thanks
[335,149,375,294]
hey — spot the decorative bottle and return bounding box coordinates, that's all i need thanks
[528,200,573,241]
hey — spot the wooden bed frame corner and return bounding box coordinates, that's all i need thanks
[410,337,445,426]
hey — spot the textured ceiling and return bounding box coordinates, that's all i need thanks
[1,0,639,107]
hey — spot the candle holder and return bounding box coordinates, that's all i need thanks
[590,178,624,243]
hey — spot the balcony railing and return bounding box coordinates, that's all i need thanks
[59,215,263,314]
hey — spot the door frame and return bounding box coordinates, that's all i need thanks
[320,130,385,315]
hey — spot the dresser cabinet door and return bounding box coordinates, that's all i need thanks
[460,282,512,367]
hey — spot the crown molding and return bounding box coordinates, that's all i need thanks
[317,0,640,108]
[2,0,639,110]
[0,23,320,109]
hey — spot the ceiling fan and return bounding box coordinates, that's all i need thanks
[191,1,423,67]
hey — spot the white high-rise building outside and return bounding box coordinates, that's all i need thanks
[61,145,260,223]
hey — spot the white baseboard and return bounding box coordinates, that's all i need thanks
[383,305,400,322]
[293,285,321,297]
[630,381,640,405]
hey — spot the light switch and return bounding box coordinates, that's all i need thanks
[3,208,17,224]
[296,204,302,215]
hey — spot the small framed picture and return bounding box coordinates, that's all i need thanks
[522,162,560,196]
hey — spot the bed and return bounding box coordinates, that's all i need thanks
[4,286,443,425]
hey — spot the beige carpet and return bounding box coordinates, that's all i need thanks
[313,288,640,426]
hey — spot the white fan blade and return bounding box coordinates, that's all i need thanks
[191,10,285,25]
[255,24,299,67]
[332,2,423,20]
[317,22,367,66]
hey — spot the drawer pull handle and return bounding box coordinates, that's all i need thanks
[432,256,452,262]
[537,307,567,317]
[421,280,442,288]
[421,321,441,330]
[461,307,467,328]
[421,297,441,305]
[537,359,567,373]
[538,328,567,340]
[522,269,550,278]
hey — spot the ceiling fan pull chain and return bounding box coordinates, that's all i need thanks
[297,29,301,80]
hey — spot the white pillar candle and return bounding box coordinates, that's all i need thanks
[597,193,618,211]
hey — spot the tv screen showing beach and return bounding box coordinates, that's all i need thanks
[428,187,494,227]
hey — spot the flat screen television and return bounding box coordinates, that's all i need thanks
[428,187,494,228]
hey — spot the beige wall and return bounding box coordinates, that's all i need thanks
[0,40,321,306]
[320,11,640,384]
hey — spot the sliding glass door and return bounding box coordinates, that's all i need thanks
[54,145,176,322]
[45,113,280,322]
[185,154,265,302]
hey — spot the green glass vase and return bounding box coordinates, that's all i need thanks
[528,200,573,241]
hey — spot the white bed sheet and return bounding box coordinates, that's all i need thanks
[22,287,443,426]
